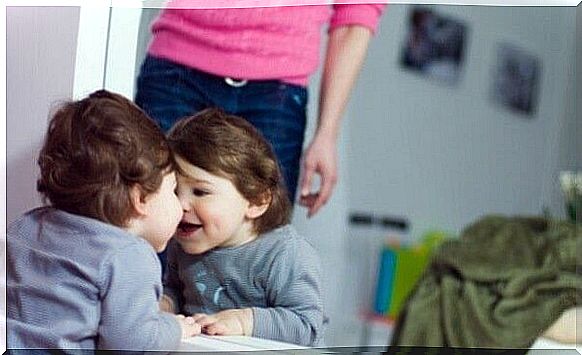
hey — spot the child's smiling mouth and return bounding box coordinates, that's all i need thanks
[177,221,202,236]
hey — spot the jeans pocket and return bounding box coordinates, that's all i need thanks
[279,84,308,110]
[270,84,308,125]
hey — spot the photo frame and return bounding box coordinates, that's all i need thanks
[400,7,468,85]
[490,43,541,116]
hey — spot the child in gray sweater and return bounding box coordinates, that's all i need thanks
[161,108,325,347]
[7,90,201,351]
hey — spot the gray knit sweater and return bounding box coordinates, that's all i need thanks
[164,224,325,346]
[7,207,181,351]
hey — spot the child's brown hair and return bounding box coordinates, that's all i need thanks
[167,108,291,235]
[37,90,174,227]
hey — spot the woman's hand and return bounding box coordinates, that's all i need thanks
[299,133,338,218]
[299,25,373,218]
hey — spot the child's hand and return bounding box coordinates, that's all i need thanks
[193,308,253,336]
[175,314,202,338]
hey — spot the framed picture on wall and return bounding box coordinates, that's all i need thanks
[400,7,468,85]
[490,43,541,116]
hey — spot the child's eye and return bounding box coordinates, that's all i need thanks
[193,188,208,197]
[173,188,179,196]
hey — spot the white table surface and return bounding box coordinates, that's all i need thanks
[179,335,309,352]
[179,335,581,353]
[528,337,581,354]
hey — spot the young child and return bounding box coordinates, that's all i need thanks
[161,108,325,347]
[7,90,201,351]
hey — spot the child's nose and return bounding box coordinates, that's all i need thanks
[178,196,191,211]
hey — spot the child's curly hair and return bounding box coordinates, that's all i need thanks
[168,108,291,235]
[37,90,174,227]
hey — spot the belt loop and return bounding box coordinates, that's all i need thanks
[225,77,248,87]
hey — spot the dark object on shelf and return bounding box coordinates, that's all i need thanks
[381,217,408,230]
[349,212,409,231]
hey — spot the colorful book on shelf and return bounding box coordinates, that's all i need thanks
[386,246,430,318]
[373,248,396,314]
[371,231,449,320]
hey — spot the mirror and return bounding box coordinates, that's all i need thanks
[102,5,582,346]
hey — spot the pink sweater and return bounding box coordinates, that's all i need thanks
[147,2,386,86]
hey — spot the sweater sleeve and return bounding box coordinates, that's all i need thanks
[97,242,182,351]
[251,238,325,346]
[330,3,386,34]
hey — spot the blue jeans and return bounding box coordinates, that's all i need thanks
[135,56,308,271]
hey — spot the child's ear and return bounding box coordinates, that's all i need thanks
[245,193,271,220]
[129,185,148,217]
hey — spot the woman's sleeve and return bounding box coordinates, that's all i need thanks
[330,3,387,34]
[97,242,182,351]
[251,239,325,346]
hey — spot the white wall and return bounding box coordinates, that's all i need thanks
[539,5,580,221]
[6,7,81,224]
[348,5,577,237]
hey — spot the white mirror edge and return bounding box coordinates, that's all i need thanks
[73,0,143,100]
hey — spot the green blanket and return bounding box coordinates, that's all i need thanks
[390,215,581,349]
